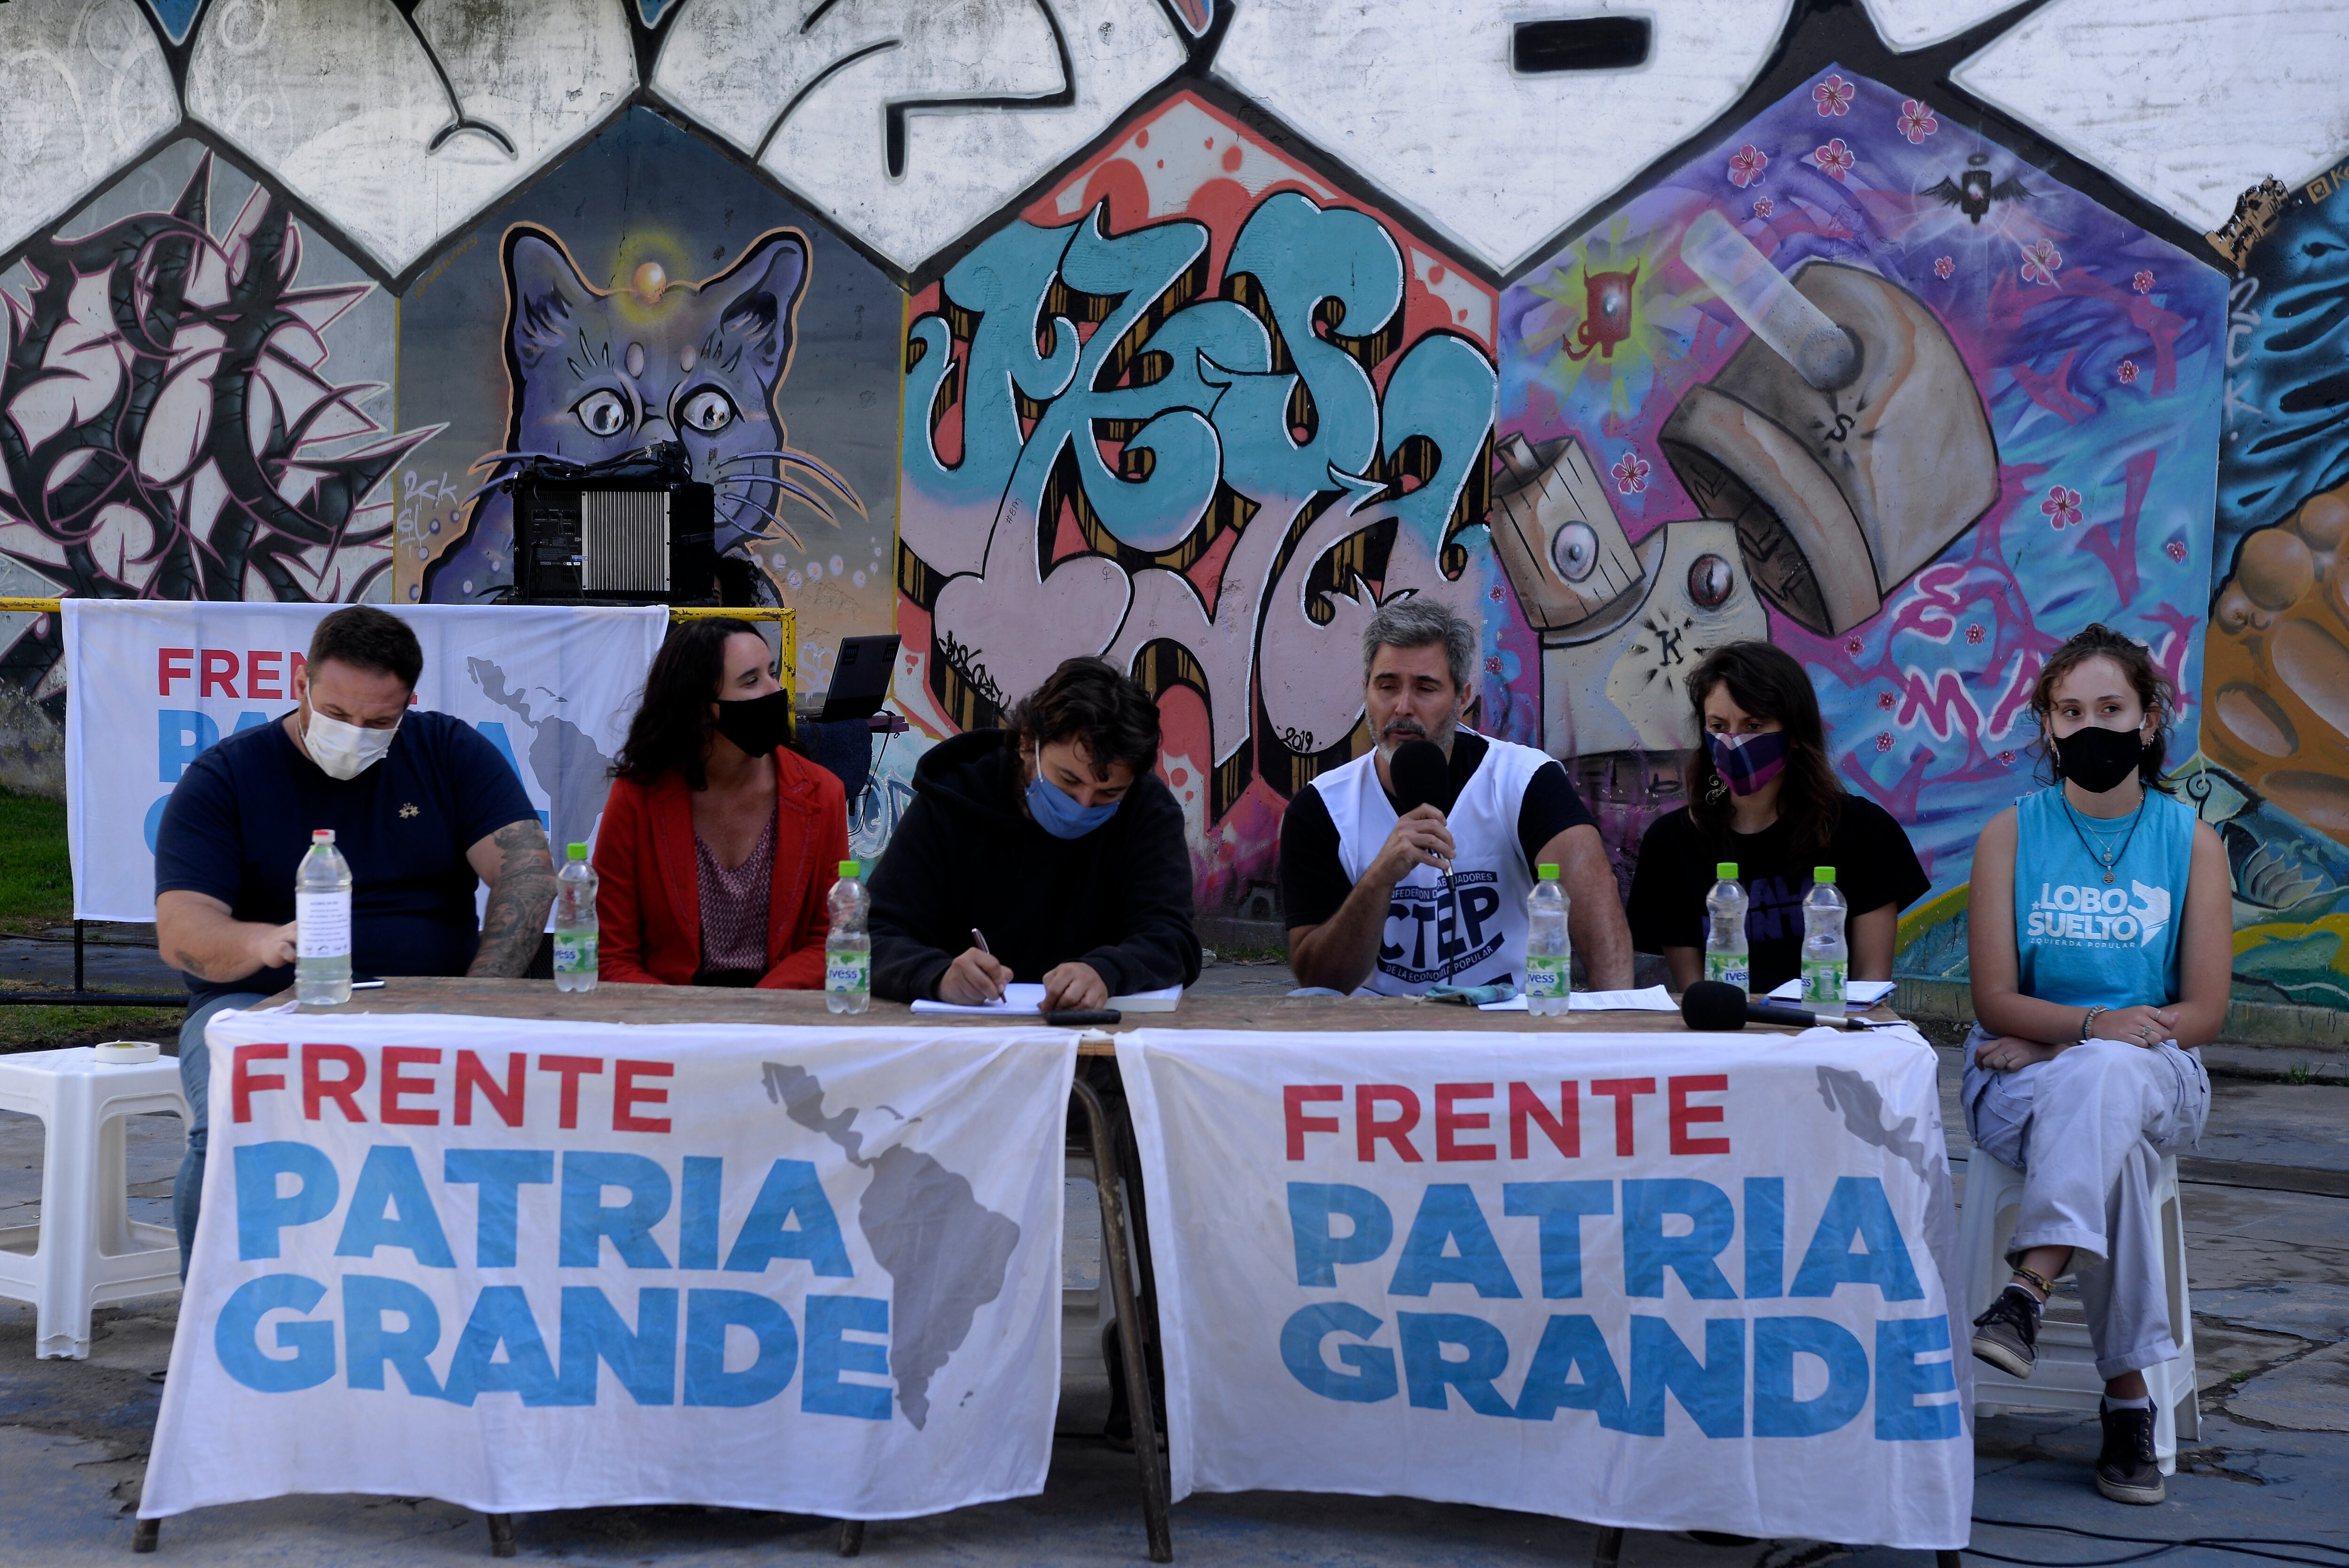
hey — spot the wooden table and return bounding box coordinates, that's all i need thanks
[297,977,1900,1044]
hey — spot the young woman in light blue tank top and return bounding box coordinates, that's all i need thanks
[1961,626,2230,1507]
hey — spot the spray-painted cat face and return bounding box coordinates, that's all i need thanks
[504,225,809,557]
[421,223,861,604]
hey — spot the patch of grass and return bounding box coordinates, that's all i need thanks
[0,1000,185,1055]
[0,784,71,931]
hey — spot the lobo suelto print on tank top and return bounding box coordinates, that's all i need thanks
[2010,785,2195,1011]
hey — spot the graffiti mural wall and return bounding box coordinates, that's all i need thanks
[0,140,412,720]
[1497,66,2227,955]
[395,108,902,699]
[895,92,1513,913]
[2196,161,2349,1006]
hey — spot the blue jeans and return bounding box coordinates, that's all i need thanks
[174,991,271,1280]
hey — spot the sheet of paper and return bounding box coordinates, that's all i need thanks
[908,982,1185,1016]
[910,983,1049,1016]
[1766,978,1898,1005]
[1478,985,1678,1013]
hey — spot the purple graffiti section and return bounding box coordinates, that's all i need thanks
[1498,66,2226,925]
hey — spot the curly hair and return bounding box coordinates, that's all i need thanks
[611,618,786,789]
[2029,623,2176,792]
[1004,656,1161,779]
[1683,640,1845,856]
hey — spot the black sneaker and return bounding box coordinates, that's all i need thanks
[1971,1283,2041,1379]
[2096,1400,2164,1505]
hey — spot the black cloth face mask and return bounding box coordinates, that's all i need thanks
[713,690,792,759]
[2053,723,2144,793]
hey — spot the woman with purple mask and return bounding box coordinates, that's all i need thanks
[1626,640,1928,994]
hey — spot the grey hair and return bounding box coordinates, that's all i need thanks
[1361,598,1476,691]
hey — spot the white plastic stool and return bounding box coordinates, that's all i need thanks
[1061,1151,1118,1426]
[0,1047,189,1358]
[1957,1148,2198,1472]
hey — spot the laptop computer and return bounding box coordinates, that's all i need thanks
[818,634,902,722]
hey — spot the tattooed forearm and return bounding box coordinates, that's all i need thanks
[170,948,232,982]
[468,819,557,978]
[154,893,290,983]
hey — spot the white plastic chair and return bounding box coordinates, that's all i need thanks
[1957,1148,2198,1472]
[0,1047,189,1358]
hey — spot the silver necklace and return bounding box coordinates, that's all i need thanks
[2061,793,2145,885]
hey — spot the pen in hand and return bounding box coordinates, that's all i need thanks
[968,928,1006,1004]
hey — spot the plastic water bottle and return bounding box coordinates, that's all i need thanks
[1802,867,1849,1020]
[826,860,871,1015]
[295,829,352,1005]
[553,843,599,992]
[1704,862,1751,992]
[1524,862,1571,1016]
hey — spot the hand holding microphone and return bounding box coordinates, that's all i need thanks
[1384,739,1464,988]
[1373,739,1457,881]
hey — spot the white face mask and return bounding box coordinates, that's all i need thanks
[304,708,399,781]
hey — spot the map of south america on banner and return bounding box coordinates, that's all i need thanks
[143,1017,1076,1520]
[1117,1027,1973,1550]
[61,600,667,922]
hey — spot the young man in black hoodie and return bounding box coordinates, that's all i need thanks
[868,656,1201,1007]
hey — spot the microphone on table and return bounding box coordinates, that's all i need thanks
[1681,979,1870,1032]
[1388,738,1458,986]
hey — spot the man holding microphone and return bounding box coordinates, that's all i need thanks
[1279,599,1633,994]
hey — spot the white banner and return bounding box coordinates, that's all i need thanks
[143,1014,1076,1521]
[62,600,667,922]
[1117,1025,1972,1550]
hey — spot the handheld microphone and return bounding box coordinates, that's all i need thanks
[1388,739,1452,817]
[1681,979,1867,1032]
[1388,738,1457,985]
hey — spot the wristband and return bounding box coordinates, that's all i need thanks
[2078,1004,2107,1043]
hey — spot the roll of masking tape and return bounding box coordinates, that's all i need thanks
[93,1041,162,1065]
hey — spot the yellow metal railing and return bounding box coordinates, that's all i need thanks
[1,599,797,687]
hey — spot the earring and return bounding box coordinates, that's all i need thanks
[1704,774,1727,804]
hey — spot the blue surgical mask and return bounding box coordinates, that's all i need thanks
[1027,773,1120,839]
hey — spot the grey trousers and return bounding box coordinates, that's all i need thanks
[1961,1025,2209,1380]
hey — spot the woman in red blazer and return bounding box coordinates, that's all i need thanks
[594,618,848,988]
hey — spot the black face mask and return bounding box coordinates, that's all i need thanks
[713,690,792,759]
[2054,723,2145,793]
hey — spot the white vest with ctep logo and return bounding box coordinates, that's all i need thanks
[1307,731,1553,995]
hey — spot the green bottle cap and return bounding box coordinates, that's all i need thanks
[1716,862,1738,879]
[1537,863,1560,880]
[566,842,587,860]
[1814,867,1836,884]
[839,860,860,877]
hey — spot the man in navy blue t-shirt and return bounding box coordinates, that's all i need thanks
[153,605,554,1273]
